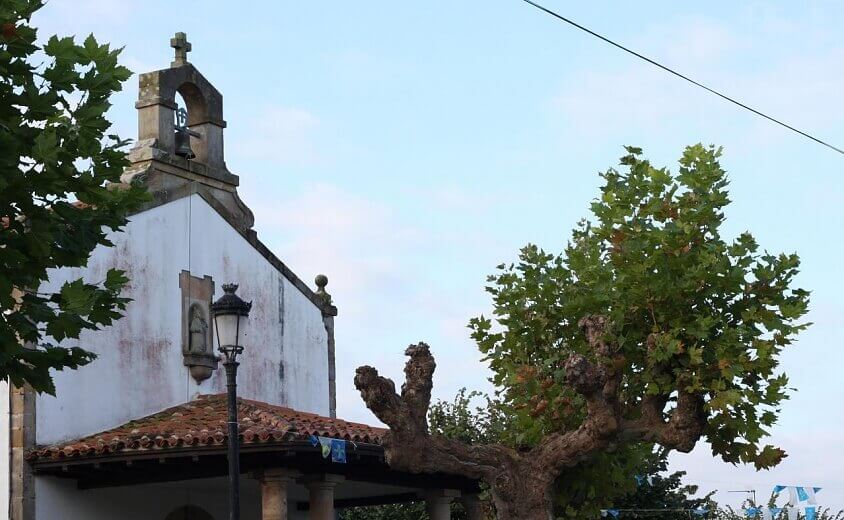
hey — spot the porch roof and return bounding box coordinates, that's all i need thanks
[28,394,386,462]
[27,395,479,494]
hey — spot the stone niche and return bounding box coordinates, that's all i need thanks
[179,271,217,382]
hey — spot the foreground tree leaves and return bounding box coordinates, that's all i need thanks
[355,145,809,519]
[0,0,148,393]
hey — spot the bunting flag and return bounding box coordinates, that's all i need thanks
[330,438,346,463]
[634,475,655,486]
[773,486,822,506]
[744,484,821,520]
[744,502,821,520]
[318,437,332,458]
[309,435,348,463]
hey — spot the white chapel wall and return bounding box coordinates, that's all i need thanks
[36,194,329,446]
[35,474,317,520]
[35,476,265,520]
[181,196,329,413]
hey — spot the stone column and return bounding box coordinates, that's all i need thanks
[189,121,226,170]
[460,493,484,520]
[10,372,35,520]
[259,469,299,520]
[135,96,176,153]
[425,489,460,520]
[304,474,344,520]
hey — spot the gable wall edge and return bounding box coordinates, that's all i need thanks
[128,183,337,317]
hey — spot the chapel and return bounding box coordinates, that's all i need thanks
[1,34,480,520]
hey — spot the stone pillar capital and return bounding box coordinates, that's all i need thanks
[258,468,300,483]
[301,473,345,487]
[424,488,460,500]
[425,489,460,520]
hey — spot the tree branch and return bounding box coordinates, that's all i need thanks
[400,343,434,432]
[354,343,513,480]
[531,316,626,479]
[621,391,705,452]
[618,332,707,452]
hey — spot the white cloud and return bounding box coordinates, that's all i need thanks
[230,106,323,165]
[249,183,429,422]
[250,182,421,307]
[552,16,844,152]
[32,0,136,41]
[673,428,844,509]
[416,183,505,215]
[655,17,740,64]
[552,66,683,134]
[245,181,501,424]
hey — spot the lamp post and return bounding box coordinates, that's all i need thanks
[211,283,252,520]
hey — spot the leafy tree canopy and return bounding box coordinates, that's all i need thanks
[470,144,809,470]
[0,0,147,393]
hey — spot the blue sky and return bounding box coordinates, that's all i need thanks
[34,0,844,509]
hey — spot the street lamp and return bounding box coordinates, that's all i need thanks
[211,283,252,520]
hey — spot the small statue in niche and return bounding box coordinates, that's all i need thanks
[188,304,208,354]
[180,271,217,383]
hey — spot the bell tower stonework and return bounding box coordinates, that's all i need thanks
[121,32,254,232]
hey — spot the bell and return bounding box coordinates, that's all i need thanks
[174,127,195,159]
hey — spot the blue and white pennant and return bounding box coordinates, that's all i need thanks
[745,486,821,520]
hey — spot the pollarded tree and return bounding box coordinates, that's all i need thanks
[355,145,809,519]
[1,1,147,393]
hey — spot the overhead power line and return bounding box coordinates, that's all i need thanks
[521,0,844,157]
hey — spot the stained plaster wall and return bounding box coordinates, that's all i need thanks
[35,194,330,446]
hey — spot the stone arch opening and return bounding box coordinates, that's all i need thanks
[177,81,209,126]
[164,505,215,520]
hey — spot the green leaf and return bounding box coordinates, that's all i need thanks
[0,1,149,393]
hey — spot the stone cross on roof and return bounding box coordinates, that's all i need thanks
[170,32,191,67]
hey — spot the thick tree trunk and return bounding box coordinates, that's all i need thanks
[487,463,555,520]
[490,490,551,520]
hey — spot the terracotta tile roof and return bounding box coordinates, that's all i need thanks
[28,394,386,462]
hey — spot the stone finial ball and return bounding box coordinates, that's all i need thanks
[315,274,328,290]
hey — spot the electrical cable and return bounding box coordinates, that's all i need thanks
[521,0,844,156]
